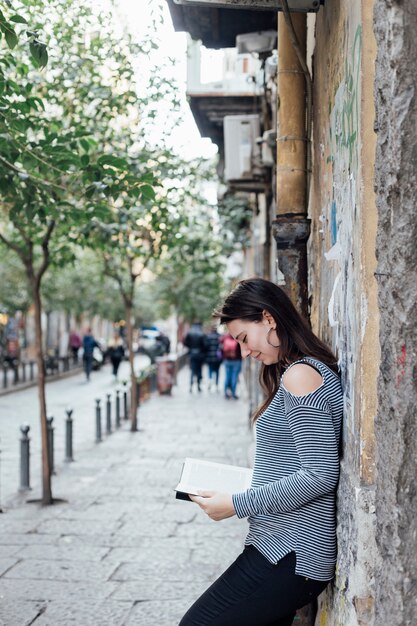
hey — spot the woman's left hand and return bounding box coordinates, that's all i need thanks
[189,491,236,521]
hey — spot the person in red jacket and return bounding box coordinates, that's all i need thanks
[220,332,242,399]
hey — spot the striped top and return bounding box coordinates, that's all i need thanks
[232,357,343,581]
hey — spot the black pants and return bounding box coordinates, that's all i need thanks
[111,357,122,376]
[189,354,203,386]
[179,547,329,626]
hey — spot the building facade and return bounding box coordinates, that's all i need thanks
[167,0,417,624]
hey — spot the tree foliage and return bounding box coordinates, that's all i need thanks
[0,0,159,502]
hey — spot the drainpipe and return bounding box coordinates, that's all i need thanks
[273,11,310,317]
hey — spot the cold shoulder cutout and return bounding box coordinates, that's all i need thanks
[281,363,323,397]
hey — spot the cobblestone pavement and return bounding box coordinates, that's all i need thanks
[0,365,253,625]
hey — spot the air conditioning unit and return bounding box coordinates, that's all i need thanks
[259,129,276,167]
[173,0,321,12]
[265,50,278,80]
[224,114,261,181]
[236,31,277,55]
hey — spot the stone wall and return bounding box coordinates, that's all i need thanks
[373,1,417,624]
[309,0,379,623]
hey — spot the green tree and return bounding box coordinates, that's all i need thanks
[41,249,125,323]
[154,215,226,326]
[0,246,31,314]
[84,192,170,431]
[0,0,156,504]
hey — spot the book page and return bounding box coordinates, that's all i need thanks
[175,458,253,496]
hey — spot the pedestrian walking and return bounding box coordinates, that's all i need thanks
[68,329,81,363]
[204,325,223,391]
[220,332,242,399]
[82,328,99,382]
[180,277,343,626]
[184,321,206,392]
[107,335,125,381]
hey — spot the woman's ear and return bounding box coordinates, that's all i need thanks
[262,309,275,327]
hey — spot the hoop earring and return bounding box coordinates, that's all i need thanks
[266,327,280,348]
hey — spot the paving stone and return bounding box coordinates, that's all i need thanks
[0,545,23,558]
[32,599,132,626]
[0,519,43,533]
[110,560,218,583]
[115,521,177,539]
[0,578,118,601]
[35,518,122,535]
[103,541,191,565]
[159,503,197,523]
[16,543,109,561]
[4,558,117,582]
[104,537,196,562]
[0,558,19,577]
[1,506,59,520]
[56,533,118,547]
[124,598,188,626]
[0,599,46,626]
[52,502,126,521]
[0,533,61,546]
[110,578,209,603]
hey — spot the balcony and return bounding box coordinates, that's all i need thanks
[186,39,264,149]
[166,0,277,49]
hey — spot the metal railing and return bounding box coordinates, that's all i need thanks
[1,356,82,392]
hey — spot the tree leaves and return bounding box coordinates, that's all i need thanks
[0,6,47,66]
[0,0,227,333]
[9,15,28,25]
[28,39,48,68]
[97,154,128,170]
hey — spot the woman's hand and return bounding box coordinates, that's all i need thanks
[189,491,236,521]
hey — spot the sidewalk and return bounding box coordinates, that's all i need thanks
[0,366,253,626]
[0,356,151,507]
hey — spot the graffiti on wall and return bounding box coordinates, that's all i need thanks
[325,25,362,415]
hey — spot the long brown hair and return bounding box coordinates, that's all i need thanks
[214,278,339,419]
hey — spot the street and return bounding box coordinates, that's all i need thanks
[0,363,252,625]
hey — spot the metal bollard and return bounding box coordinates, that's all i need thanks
[65,408,74,462]
[19,425,31,491]
[0,436,2,512]
[136,381,141,408]
[106,394,112,435]
[46,416,55,475]
[2,365,7,389]
[22,362,26,383]
[135,382,140,430]
[29,361,35,381]
[115,389,121,428]
[123,382,128,421]
[95,399,102,443]
[13,363,18,385]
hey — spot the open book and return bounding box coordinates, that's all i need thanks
[175,457,253,501]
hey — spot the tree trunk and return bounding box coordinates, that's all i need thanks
[125,301,137,432]
[32,283,53,505]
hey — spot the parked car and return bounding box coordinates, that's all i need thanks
[138,327,170,361]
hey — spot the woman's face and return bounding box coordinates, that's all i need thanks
[227,316,280,365]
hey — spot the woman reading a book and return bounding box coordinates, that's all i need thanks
[179,277,343,626]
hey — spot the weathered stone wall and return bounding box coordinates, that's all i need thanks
[373,1,417,624]
[309,0,379,624]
